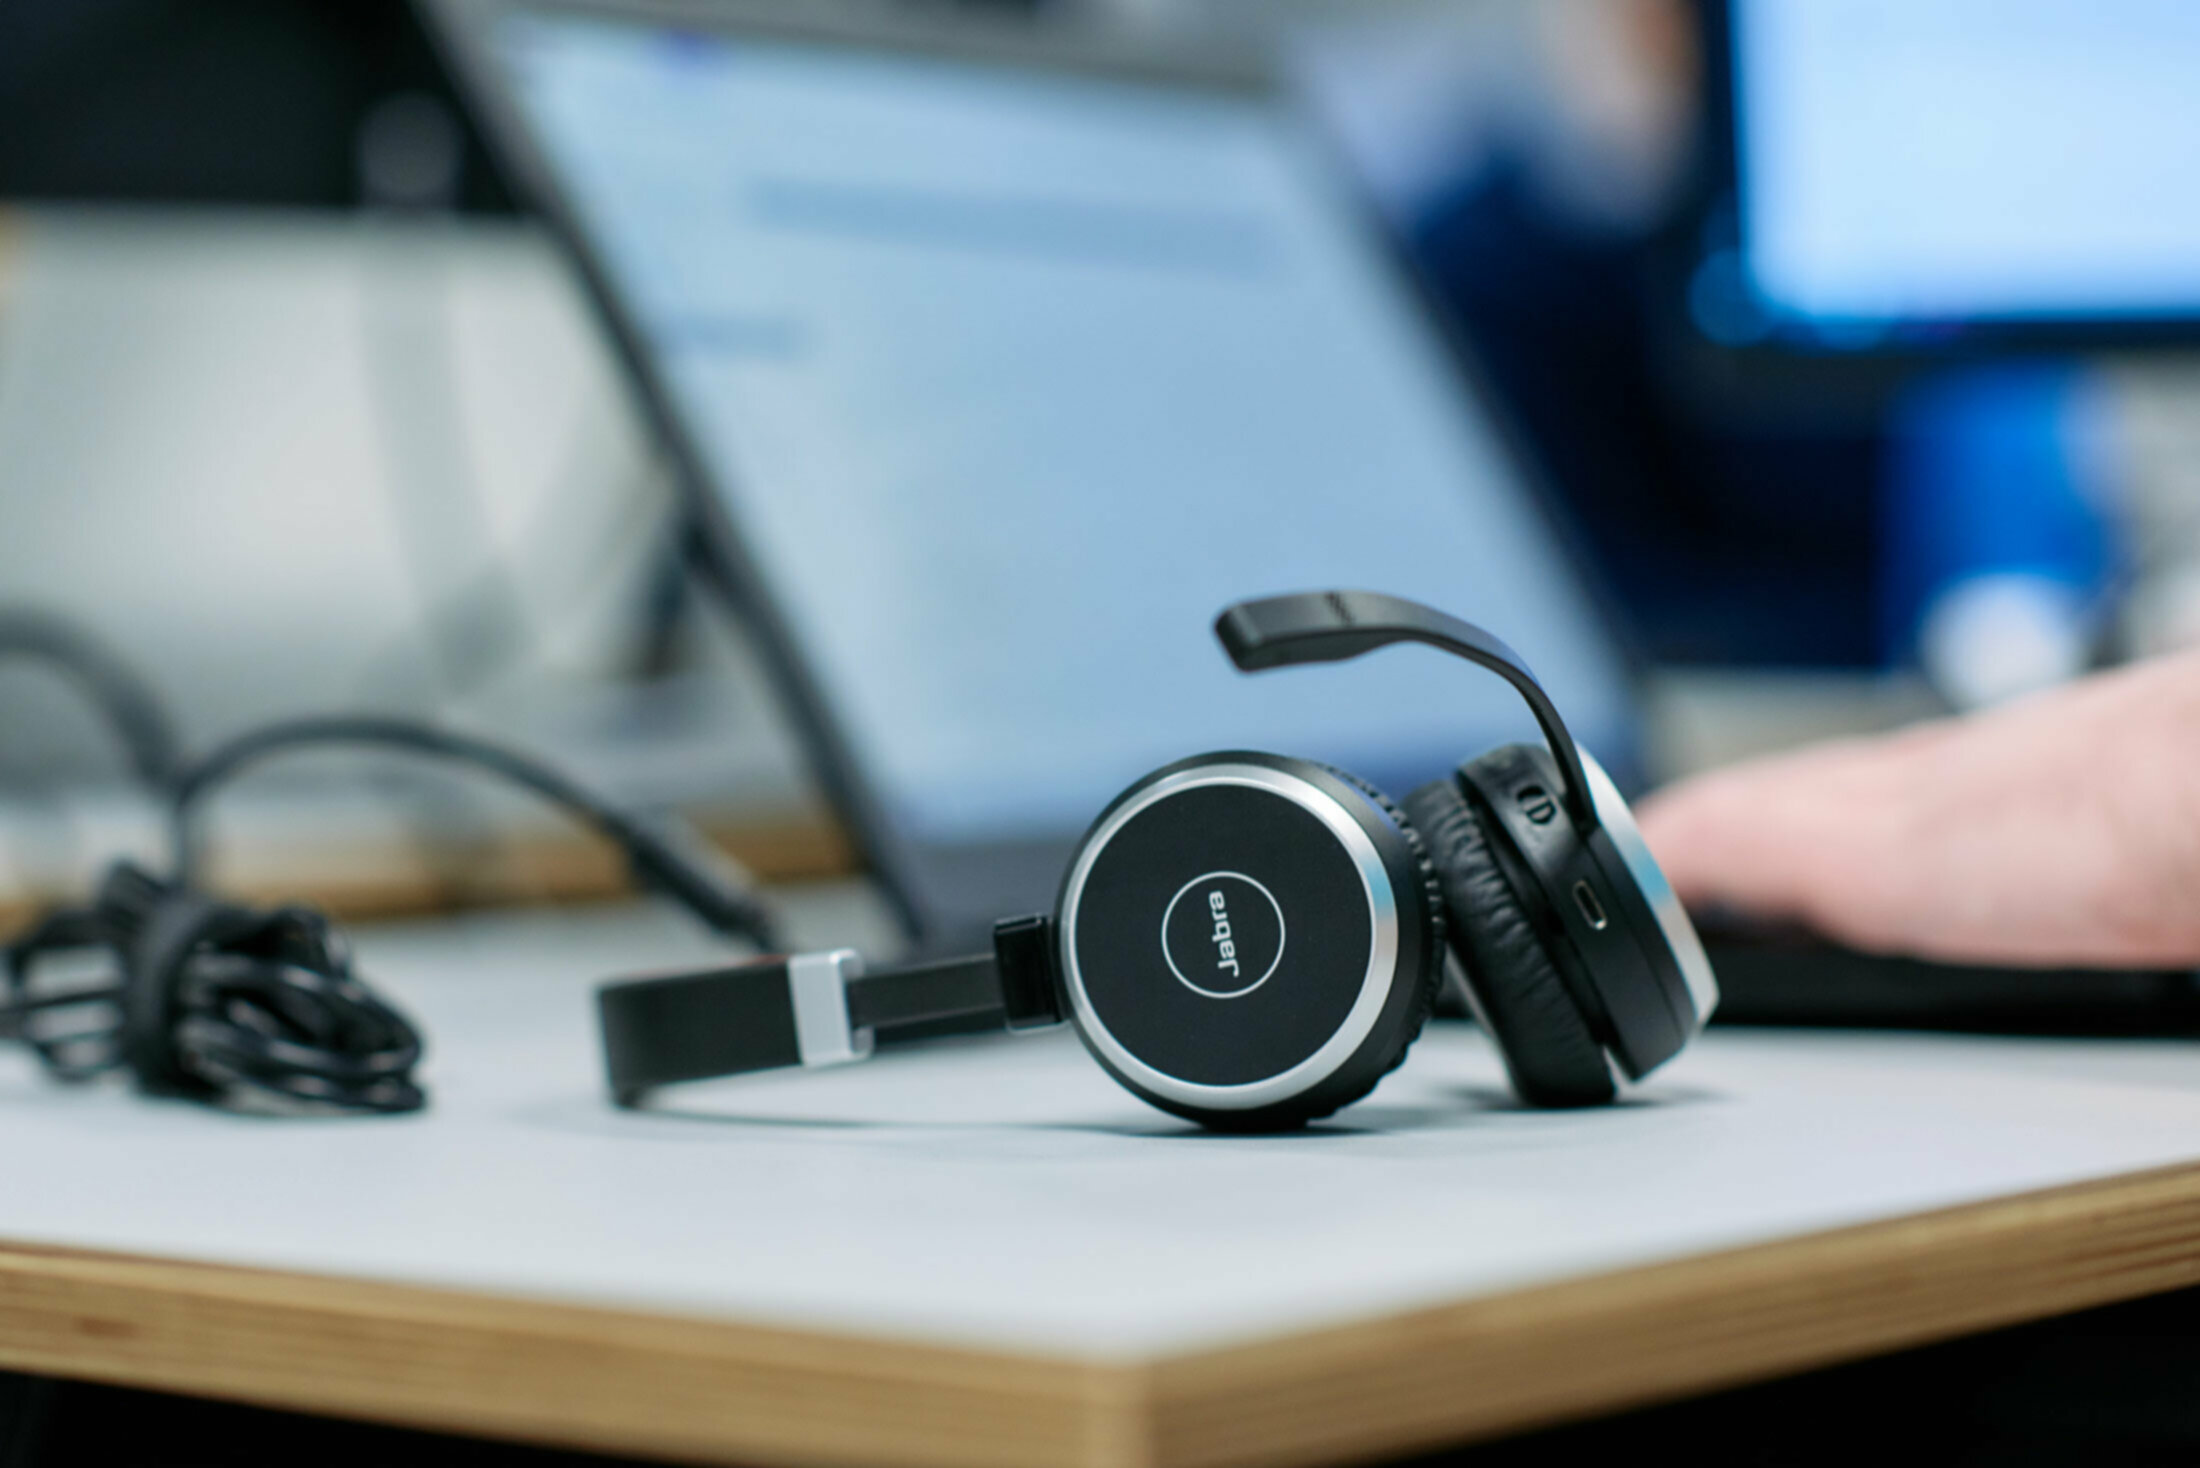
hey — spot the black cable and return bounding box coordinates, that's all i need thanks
[0,610,181,788]
[170,715,780,950]
[0,607,781,1114]
[5,861,427,1114]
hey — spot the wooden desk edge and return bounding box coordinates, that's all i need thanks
[8,1160,2200,1468]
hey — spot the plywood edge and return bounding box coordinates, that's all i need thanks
[1145,1159,2200,1468]
[0,1240,1133,1468]
[12,1161,2200,1468]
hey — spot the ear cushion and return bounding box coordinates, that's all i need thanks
[1401,775,1616,1108]
[1300,764,1447,1116]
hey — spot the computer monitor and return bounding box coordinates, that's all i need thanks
[428,0,1643,945]
[1717,0,2200,350]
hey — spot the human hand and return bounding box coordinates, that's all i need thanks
[1635,651,2200,968]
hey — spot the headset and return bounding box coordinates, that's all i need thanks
[598,590,1718,1128]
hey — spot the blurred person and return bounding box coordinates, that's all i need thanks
[1638,650,2200,968]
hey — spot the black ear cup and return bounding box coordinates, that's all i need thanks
[1401,776,1616,1107]
[1053,752,1450,1130]
[1308,764,1446,1106]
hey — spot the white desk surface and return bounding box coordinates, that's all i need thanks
[7,891,2200,1367]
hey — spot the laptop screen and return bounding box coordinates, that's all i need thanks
[491,12,1636,848]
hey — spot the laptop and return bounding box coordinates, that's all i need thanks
[426,0,1649,952]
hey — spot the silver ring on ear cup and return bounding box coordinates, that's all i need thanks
[1308,761,1449,1084]
[1455,744,1712,1082]
[1577,752,1718,1028]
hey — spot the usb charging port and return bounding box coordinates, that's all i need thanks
[1572,880,1609,931]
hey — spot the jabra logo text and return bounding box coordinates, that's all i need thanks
[1162,870,1284,1000]
[1208,889,1239,977]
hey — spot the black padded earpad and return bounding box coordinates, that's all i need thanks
[1305,764,1447,1114]
[1401,775,1616,1107]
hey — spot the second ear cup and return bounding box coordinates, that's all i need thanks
[1401,776,1616,1107]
